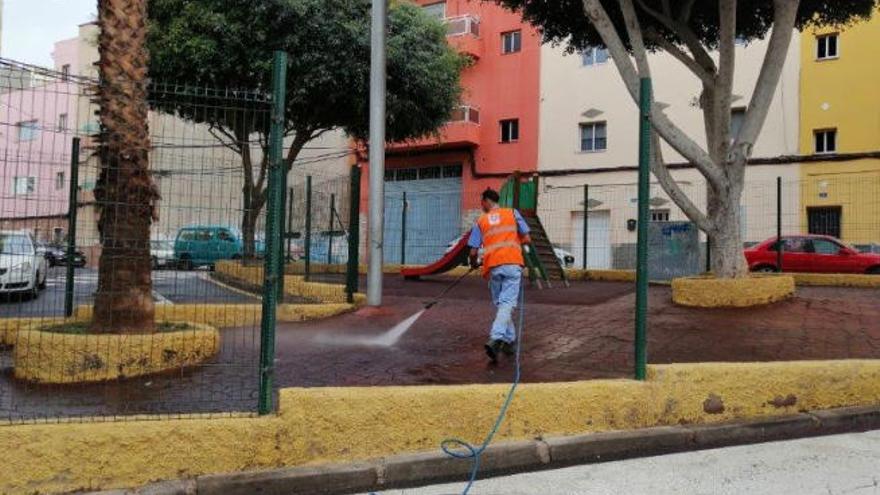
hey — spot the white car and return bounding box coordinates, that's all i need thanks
[0,231,48,298]
[150,239,176,270]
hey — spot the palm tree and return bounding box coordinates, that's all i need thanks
[91,0,158,333]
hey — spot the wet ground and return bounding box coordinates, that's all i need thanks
[2,275,879,421]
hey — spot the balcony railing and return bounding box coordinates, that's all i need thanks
[444,15,480,38]
[449,105,480,125]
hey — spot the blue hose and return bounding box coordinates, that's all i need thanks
[371,283,526,495]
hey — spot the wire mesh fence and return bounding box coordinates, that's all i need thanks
[0,56,357,423]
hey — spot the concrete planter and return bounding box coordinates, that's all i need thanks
[672,274,795,308]
[13,322,220,384]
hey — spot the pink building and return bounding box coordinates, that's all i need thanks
[0,35,84,242]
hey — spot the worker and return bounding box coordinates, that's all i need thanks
[468,187,532,363]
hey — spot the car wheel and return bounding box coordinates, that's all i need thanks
[868,266,880,275]
[178,257,193,271]
[38,271,47,291]
[753,265,778,273]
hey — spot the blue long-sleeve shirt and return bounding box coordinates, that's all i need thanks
[468,209,530,249]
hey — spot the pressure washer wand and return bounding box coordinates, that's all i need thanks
[423,267,477,310]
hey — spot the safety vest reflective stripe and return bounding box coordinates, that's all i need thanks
[485,225,518,237]
[484,241,521,254]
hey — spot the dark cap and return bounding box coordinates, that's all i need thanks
[481,188,500,203]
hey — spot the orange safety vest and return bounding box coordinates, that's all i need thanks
[476,208,525,277]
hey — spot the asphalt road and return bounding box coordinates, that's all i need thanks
[366,430,880,495]
[0,266,256,317]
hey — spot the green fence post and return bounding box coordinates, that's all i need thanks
[634,78,651,381]
[277,177,288,300]
[346,165,362,303]
[287,187,294,262]
[705,237,711,273]
[776,176,783,272]
[258,50,288,415]
[400,191,407,266]
[327,193,336,265]
[64,137,80,318]
[582,184,589,270]
[304,175,312,281]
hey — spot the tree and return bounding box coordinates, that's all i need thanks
[499,0,877,277]
[92,0,159,333]
[147,0,466,257]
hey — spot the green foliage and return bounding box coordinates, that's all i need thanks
[499,0,879,53]
[147,0,466,141]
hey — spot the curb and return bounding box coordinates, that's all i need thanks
[79,405,880,495]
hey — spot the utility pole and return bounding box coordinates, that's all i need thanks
[367,0,387,307]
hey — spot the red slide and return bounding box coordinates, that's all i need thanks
[401,233,471,280]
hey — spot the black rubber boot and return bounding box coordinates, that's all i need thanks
[484,339,503,363]
[501,341,516,357]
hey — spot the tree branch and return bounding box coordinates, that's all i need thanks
[208,124,242,155]
[650,132,712,232]
[582,0,725,186]
[734,0,799,161]
[710,0,737,163]
[644,29,714,85]
[635,0,716,74]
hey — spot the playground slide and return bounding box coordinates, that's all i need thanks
[401,233,471,280]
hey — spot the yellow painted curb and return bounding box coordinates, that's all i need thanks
[566,268,637,282]
[73,303,356,328]
[215,261,364,304]
[13,323,220,384]
[1,317,70,347]
[790,272,880,288]
[672,275,795,307]
[2,360,880,494]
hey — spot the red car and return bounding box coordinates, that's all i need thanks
[745,235,880,274]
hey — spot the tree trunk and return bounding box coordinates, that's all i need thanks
[706,180,747,279]
[241,202,259,260]
[92,0,157,333]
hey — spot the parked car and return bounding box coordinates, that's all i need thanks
[745,235,880,274]
[36,242,86,268]
[0,231,48,298]
[150,239,176,270]
[173,226,255,270]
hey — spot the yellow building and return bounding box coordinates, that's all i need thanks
[799,10,880,247]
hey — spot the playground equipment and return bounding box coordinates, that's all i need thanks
[401,173,569,288]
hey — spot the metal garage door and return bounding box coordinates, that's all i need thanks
[384,166,462,265]
[570,210,611,269]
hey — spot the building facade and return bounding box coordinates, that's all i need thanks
[358,0,541,264]
[536,36,802,268]
[798,11,880,250]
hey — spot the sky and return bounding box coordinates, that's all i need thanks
[1,0,97,67]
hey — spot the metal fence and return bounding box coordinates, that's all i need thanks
[0,54,359,423]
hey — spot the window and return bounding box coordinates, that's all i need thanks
[500,119,519,143]
[650,209,670,222]
[808,206,842,239]
[58,113,68,132]
[61,64,71,81]
[418,166,442,180]
[449,105,480,124]
[816,34,838,60]
[442,164,462,177]
[422,2,446,19]
[501,30,522,54]
[581,46,609,66]
[218,230,234,242]
[12,177,36,196]
[812,238,842,255]
[730,108,746,141]
[580,122,607,152]
[16,120,39,141]
[771,237,809,253]
[814,129,837,154]
[55,172,65,191]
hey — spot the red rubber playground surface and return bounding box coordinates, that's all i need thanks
[271,276,880,387]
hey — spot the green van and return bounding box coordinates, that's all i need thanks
[173,226,243,270]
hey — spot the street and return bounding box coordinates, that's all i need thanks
[0,266,256,318]
[367,430,880,495]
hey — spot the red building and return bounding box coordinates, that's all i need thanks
[358,0,541,264]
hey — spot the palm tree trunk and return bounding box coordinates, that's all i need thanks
[92,0,158,333]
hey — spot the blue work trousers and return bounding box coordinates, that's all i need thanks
[488,264,522,344]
